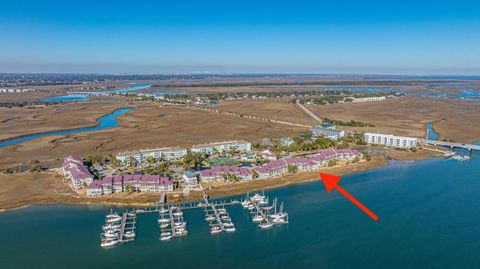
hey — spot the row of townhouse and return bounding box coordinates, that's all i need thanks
[62,156,93,189]
[253,149,362,179]
[199,166,253,182]
[87,174,174,196]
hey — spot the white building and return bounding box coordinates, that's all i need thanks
[117,147,188,163]
[364,132,417,148]
[352,96,387,103]
[191,140,251,154]
[183,171,199,188]
[312,124,345,140]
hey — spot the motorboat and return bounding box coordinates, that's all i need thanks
[252,215,264,223]
[124,231,136,238]
[210,226,222,235]
[160,232,172,241]
[158,218,170,224]
[160,223,170,229]
[205,215,215,221]
[258,222,274,229]
[173,211,183,217]
[272,217,288,224]
[106,217,122,223]
[101,239,118,248]
[159,207,169,214]
[225,227,236,233]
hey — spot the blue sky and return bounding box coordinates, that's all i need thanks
[0,0,479,74]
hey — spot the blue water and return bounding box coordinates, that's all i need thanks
[1,153,480,269]
[41,84,151,102]
[42,94,89,102]
[426,123,439,140]
[0,108,132,148]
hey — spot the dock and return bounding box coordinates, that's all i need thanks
[100,192,287,247]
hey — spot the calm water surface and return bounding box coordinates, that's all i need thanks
[1,152,480,269]
[0,107,132,148]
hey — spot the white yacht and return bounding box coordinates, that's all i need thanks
[205,215,215,221]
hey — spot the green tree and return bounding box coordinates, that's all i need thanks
[287,165,298,173]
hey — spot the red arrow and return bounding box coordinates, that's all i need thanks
[320,173,378,221]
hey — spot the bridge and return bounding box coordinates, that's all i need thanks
[420,139,480,152]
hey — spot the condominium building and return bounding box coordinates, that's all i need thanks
[352,96,387,103]
[117,146,188,163]
[62,155,93,189]
[311,124,345,140]
[364,132,417,148]
[191,140,252,154]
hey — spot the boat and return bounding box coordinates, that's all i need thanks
[258,222,274,229]
[221,215,231,220]
[124,231,135,238]
[443,151,455,158]
[103,224,120,231]
[106,210,120,219]
[159,207,169,214]
[272,217,288,224]
[100,239,118,248]
[102,231,118,238]
[160,223,170,228]
[247,204,255,210]
[225,227,236,232]
[158,217,170,224]
[174,221,187,227]
[173,211,183,217]
[452,155,470,161]
[223,222,234,227]
[205,215,215,221]
[210,226,223,234]
[160,232,172,241]
[174,228,188,236]
[106,216,122,223]
[252,215,264,223]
